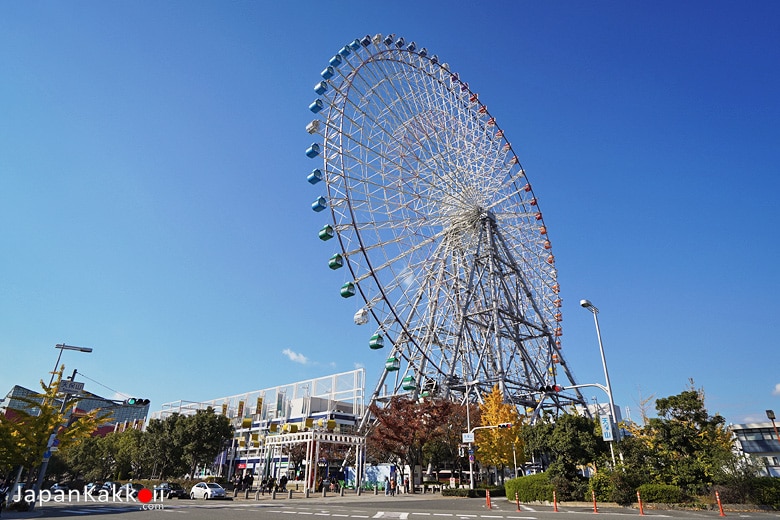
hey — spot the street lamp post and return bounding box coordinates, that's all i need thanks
[48,343,93,387]
[464,380,478,490]
[767,410,780,441]
[580,300,619,443]
[31,344,92,510]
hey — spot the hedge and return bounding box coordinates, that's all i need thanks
[505,474,554,502]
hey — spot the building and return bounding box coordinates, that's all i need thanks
[150,369,366,485]
[730,422,780,477]
[0,384,150,435]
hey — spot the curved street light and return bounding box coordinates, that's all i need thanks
[580,300,619,443]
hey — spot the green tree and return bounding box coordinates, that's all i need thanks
[178,408,233,477]
[645,382,733,494]
[143,414,188,479]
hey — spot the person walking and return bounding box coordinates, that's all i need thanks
[384,476,390,496]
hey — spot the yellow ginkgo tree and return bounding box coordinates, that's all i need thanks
[475,385,525,483]
[0,366,112,483]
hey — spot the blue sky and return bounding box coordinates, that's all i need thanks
[1,1,778,426]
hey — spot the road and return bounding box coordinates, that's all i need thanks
[9,492,780,520]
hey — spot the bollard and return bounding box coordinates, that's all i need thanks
[245,488,250,499]
[255,489,260,500]
[515,492,521,512]
[340,486,345,497]
[322,487,327,498]
[305,488,310,498]
[374,485,378,495]
[592,490,599,514]
[637,491,645,516]
[288,490,293,499]
[357,486,362,496]
[272,489,277,500]
[486,489,492,510]
[716,491,726,517]
[553,490,559,512]
[234,487,239,498]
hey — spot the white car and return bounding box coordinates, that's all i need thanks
[189,482,226,500]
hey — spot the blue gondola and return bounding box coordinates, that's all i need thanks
[309,99,324,113]
[349,39,362,50]
[321,66,335,80]
[314,81,328,95]
[329,55,342,67]
[311,196,327,212]
[305,143,321,158]
[307,169,323,184]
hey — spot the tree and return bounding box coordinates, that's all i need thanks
[476,385,523,483]
[521,411,608,500]
[645,382,733,494]
[367,396,459,491]
[0,368,111,483]
[143,414,188,479]
[178,408,233,477]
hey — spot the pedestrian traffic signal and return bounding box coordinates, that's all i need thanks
[497,422,513,429]
[125,398,150,406]
[538,385,562,393]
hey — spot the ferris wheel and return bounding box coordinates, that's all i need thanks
[305,34,587,420]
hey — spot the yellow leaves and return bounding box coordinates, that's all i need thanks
[475,385,524,468]
[0,369,113,468]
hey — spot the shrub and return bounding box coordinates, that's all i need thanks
[609,471,640,506]
[505,473,553,502]
[637,483,684,504]
[441,486,504,498]
[746,477,780,509]
[589,471,613,502]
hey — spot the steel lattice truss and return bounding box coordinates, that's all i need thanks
[305,34,587,423]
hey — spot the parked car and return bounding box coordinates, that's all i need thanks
[49,482,69,492]
[85,482,101,495]
[118,483,145,498]
[189,482,226,500]
[154,482,187,499]
[100,481,120,494]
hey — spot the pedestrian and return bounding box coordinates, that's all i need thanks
[389,477,396,497]
[279,475,288,492]
[384,476,389,496]
[404,477,409,494]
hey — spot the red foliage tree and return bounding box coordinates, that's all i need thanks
[367,396,474,492]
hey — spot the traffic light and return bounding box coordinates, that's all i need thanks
[497,422,513,429]
[125,398,150,406]
[538,385,562,393]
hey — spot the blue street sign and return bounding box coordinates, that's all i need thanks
[600,415,614,442]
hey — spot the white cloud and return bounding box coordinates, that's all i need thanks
[282,349,308,365]
[773,383,780,396]
[354,362,365,370]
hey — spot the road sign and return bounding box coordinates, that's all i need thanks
[58,380,84,394]
[462,432,475,443]
[468,455,475,462]
[600,415,614,442]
